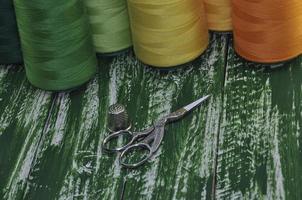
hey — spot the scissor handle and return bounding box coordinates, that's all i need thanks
[119,143,153,168]
[102,130,135,152]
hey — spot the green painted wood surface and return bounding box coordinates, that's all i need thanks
[122,34,226,200]
[1,34,302,200]
[216,41,302,200]
[0,65,53,199]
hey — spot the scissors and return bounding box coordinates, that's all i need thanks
[102,95,210,169]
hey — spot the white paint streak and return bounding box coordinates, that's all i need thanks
[5,90,51,199]
[270,111,285,200]
[51,93,70,146]
[58,78,99,199]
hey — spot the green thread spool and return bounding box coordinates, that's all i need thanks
[84,0,132,55]
[0,0,22,64]
[14,0,97,91]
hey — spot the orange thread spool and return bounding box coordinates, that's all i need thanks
[204,0,232,31]
[232,0,302,63]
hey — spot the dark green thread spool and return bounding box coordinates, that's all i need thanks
[0,0,22,64]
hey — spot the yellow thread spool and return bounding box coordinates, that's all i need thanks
[127,0,209,68]
[204,0,232,31]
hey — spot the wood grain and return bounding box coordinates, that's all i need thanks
[216,40,302,200]
[0,65,53,199]
[2,34,301,200]
[122,34,227,200]
[5,34,227,200]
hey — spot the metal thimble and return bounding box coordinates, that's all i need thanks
[107,104,131,132]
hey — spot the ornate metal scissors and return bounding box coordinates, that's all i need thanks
[102,95,210,169]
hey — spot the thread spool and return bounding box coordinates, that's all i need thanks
[84,0,132,56]
[0,0,22,64]
[14,0,97,91]
[127,0,209,68]
[232,0,302,63]
[204,0,232,31]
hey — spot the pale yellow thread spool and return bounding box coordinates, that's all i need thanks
[204,0,232,31]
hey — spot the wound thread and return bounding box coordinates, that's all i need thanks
[0,0,22,64]
[84,0,132,55]
[204,0,232,31]
[127,0,209,68]
[14,0,97,90]
[232,0,302,63]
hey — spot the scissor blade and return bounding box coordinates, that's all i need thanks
[183,95,210,112]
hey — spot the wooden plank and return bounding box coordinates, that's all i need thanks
[216,40,302,199]
[0,65,53,199]
[21,78,104,200]
[122,34,227,199]
[20,33,227,199]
